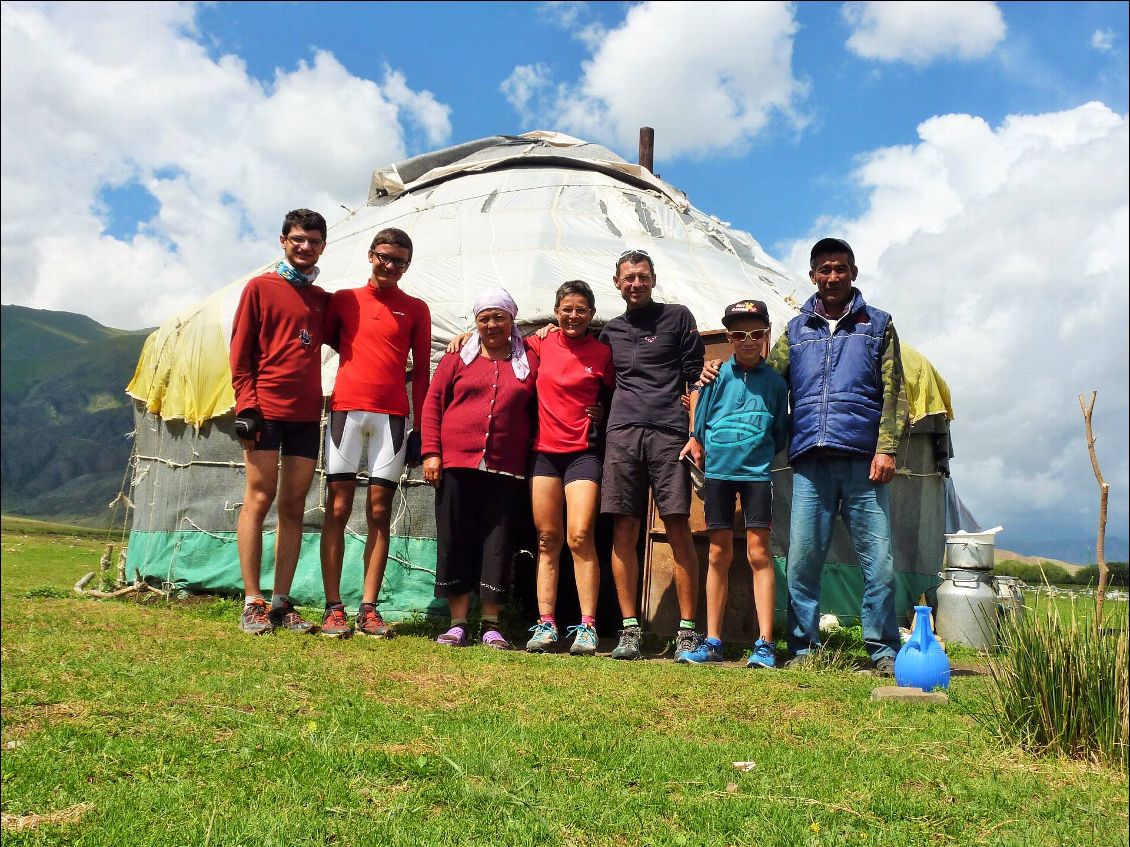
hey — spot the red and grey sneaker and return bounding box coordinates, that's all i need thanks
[356,603,392,638]
[268,599,315,634]
[320,604,353,638]
[240,598,274,635]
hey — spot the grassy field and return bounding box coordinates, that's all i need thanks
[2,527,1127,847]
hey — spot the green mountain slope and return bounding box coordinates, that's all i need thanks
[1,305,152,526]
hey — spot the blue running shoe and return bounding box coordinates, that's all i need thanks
[747,638,777,669]
[677,635,722,664]
[525,620,559,653]
[567,623,598,656]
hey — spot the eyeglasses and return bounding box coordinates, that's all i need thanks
[556,306,592,317]
[287,235,326,248]
[371,251,410,271]
[727,329,771,342]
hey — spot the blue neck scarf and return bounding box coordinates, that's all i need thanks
[277,260,319,287]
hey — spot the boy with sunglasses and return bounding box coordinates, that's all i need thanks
[678,300,788,666]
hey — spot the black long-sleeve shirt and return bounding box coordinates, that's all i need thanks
[601,300,705,436]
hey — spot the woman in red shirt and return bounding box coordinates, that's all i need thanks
[523,281,614,655]
[421,288,539,649]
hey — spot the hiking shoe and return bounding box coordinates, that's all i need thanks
[567,623,598,656]
[872,656,896,677]
[356,603,392,638]
[320,604,353,638]
[240,598,274,635]
[481,629,512,650]
[746,638,777,669]
[677,636,723,664]
[269,599,314,634]
[611,625,642,660]
[673,628,702,662]
[436,625,469,647]
[525,621,559,653]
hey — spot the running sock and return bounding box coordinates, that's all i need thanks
[480,617,500,635]
[581,615,596,627]
[270,595,291,610]
[679,619,697,631]
[244,595,265,607]
[540,615,557,629]
[622,617,639,629]
[450,618,468,629]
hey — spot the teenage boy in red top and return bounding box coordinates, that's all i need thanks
[230,208,329,635]
[319,228,431,637]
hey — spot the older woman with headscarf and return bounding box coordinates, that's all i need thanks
[420,287,540,649]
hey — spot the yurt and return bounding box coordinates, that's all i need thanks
[123,130,954,635]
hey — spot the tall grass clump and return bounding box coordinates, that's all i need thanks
[979,600,1129,771]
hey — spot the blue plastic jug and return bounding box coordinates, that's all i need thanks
[895,605,951,691]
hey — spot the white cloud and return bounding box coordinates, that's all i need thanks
[781,103,1129,540]
[843,1,1006,65]
[1091,28,1116,52]
[0,2,451,329]
[505,1,808,158]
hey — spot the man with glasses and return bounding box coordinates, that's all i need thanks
[318,228,431,638]
[600,249,706,661]
[230,208,330,635]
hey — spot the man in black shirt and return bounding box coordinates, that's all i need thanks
[600,250,706,661]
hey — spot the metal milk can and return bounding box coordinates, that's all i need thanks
[936,568,1000,650]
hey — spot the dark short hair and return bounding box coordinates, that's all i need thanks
[554,279,596,310]
[809,237,854,269]
[282,209,327,239]
[615,249,655,277]
[369,227,413,257]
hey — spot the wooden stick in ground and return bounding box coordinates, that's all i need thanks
[1077,391,1110,627]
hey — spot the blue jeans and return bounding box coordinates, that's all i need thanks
[786,455,900,661]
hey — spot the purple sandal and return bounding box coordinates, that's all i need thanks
[437,625,469,647]
[481,629,512,650]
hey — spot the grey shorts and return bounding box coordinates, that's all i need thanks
[600,426,691,518]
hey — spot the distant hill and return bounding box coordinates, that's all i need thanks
[1,305,151,526]
[1003,537,1129,566]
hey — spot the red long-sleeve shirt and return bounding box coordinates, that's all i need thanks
[324,283,431,422]
[229,271,328,421]
[420,349,540,477]
[526,331,614,453]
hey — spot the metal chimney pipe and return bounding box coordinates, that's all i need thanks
[638,127,655,173]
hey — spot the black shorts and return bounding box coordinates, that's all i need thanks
[703,478,773,530]
[250,419,320,459]
[434,468,525,604]
[600,427,691,518]
[530,449,603,485]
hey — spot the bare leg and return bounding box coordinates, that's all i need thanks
[747,527,774,642]
[448,593,471,622]
[361,483,396,604]
[237,450,279,595]
[271,455,316,596]
[563,480,601,619]
[665,516,700,622]
[320,479,357,605]
[705,529,733,641]
[611,515,641,619]
[530,476,565,619]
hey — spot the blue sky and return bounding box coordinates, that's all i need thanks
[1,1,1127,550]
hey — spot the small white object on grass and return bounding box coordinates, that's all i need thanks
[819,614,841,633]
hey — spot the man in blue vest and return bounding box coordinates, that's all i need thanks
[767,238,906,675]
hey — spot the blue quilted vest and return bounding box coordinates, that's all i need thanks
[785,290,890,462]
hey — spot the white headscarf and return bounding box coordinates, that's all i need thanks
[459,287,530,379]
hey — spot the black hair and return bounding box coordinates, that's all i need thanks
[369,227,413,257]
[615,249,655,277]
[554,279,596,310]
[281,209,328,239]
